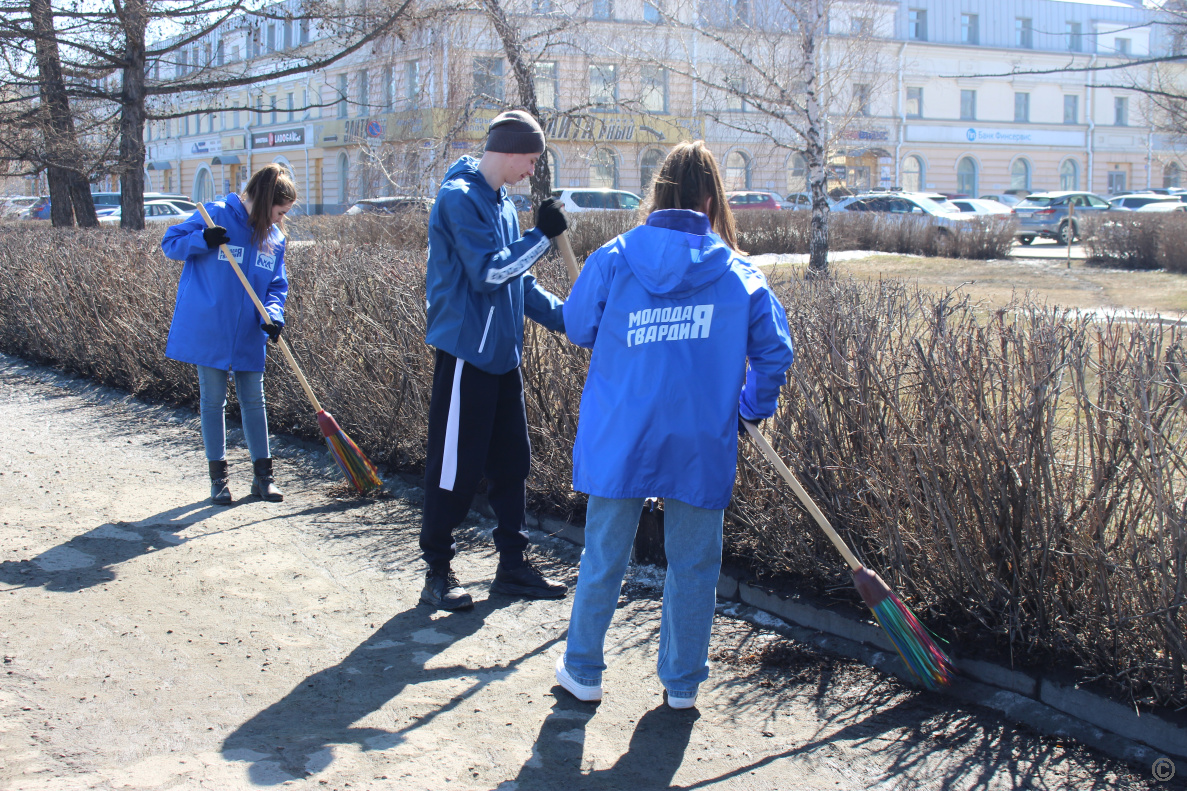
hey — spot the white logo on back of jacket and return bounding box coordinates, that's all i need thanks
[625,305,713,347]
[218,246,246,264]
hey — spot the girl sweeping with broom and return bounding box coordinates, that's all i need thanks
[161,164,296,505]
[555,141,795,708]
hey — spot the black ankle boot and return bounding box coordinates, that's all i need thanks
[208,460,232,505]
[250,457,284,502]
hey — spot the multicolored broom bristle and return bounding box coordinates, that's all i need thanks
[316,410,383,494]
[853,567,956,690]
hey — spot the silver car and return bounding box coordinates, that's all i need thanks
[1013,191,1110,245]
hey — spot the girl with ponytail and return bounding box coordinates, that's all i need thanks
[161,164,298,505]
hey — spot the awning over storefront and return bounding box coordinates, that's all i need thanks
[146,161,172,170]
[211,155,241,165]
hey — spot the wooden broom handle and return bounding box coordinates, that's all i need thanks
[741,419,862,571]
[194,204,323,413]
[556,231,580,285]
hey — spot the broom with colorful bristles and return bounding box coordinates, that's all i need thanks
[195,205,383,495]
[741,420,955,690]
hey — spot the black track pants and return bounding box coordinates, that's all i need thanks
[420,349,530,569]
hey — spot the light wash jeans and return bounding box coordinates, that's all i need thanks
[197,365,270,462]
[563,495,724,700]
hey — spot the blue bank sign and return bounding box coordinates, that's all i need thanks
[906,125,1085,147]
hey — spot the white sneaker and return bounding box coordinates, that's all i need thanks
[666,690,698,710]
[555,655,602,702]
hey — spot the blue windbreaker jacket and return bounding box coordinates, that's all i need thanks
[564,209,795,510]
[425,156,565,374]
[161,193,288,373]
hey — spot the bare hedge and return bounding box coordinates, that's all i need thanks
[1082,213,1187,273]
[0,225,1184,711]
[287,209,1017,261]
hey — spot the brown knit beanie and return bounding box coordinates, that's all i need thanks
[485,110,546,154]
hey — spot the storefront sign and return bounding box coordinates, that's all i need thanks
[906,125,1085,147]
[540,114,701,144]
[221,135,246,151]
[251,128,305,148]
[189,137,221,155]
[840,128,890,142]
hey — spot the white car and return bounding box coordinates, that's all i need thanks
[1108,194,1185,212]
[0,196,39,219]
[551,188,641,212]
[948,198,1015,215]
[833,192,977,230]
[99,199,196,225]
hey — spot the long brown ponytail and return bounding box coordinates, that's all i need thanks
[639,141,739,251]
[242,164,298,251]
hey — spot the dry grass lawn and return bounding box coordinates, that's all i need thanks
[763,252,1187,317]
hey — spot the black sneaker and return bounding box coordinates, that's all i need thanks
[490,559,568,599]
[419,568,473,610]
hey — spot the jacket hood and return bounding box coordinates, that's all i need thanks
[225,192,249,223]
[620,209,733,298]
[443,156,499,197]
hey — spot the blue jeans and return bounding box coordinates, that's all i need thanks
[197,365,271,462]
[563,496,724,700]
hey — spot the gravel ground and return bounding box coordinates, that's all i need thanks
[0,353,1177,791]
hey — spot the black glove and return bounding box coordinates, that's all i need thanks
[261,321,283,343]
[738,416,762,437]
[535,197,568,239]
[203,225,231,248]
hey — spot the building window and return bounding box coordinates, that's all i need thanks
[725,150,750,190]
[1011,159,1031,191]
[383,66,393,111]
[300,19,310,44]
[592,0,612,20]
[1061,159,1080,190]
[1107,169,1126,194]
[535,62,557,110]
[287,92,294,122]
[266,23,276,53]
[590,147,618,188]
[1116,37,1131,56]
[908,9,926,41]
[532,0,553,13]
[960,89,976,121]
[270,95,277,125]
[902,155,924,192]
[640,148,665,192]
[906,87,922,118]
[337,152,350,205]
[731,0,750,25]
[195,167,215,203]
[957,156,977,195]
[641,66,666,113]
[726,76,747,111]
[406,61,419,104]
[1067,21,1082,52]
[961,14,979,45]
[1115,96,1129,126]
[337,74,348,118]
[283,19,292,48]
[1016,18,1033,49]
[1014,92,1030,123]
[1064,95,1078,124]
[217,40,224,66]
[644,0,661,23]
[1164,162,1182,188]
[788,153,807,193]
[474,57,505,106]
[358,70,369,115]
[850,17,871,36]
[589,63,617,108]
[854,83,871,117]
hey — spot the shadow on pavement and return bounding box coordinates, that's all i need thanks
[222,598,564,785]
[0,501,223,591]
[509,699,699,790]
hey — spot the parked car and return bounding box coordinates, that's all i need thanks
[833,192,976,230]
[980,193,1026,208]
[98,199,196,225]
[949,198,1015,215]
[784,191,813,210]
[1107,194,1184,212]
[1012,191,1110,245]
[551,188,641,212]
[727,190,789,210]
[23,196,51,219]
[344,196,433,216]
[90,191,189,207]
[0,196,38,219]
[506,193,533,212]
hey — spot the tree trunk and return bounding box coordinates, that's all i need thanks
[119,0,149,230]
[28,0,96,228]
[480,0,551,206]
[802,0,829,276]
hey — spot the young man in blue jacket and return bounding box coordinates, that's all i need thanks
[420,110,570,610]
